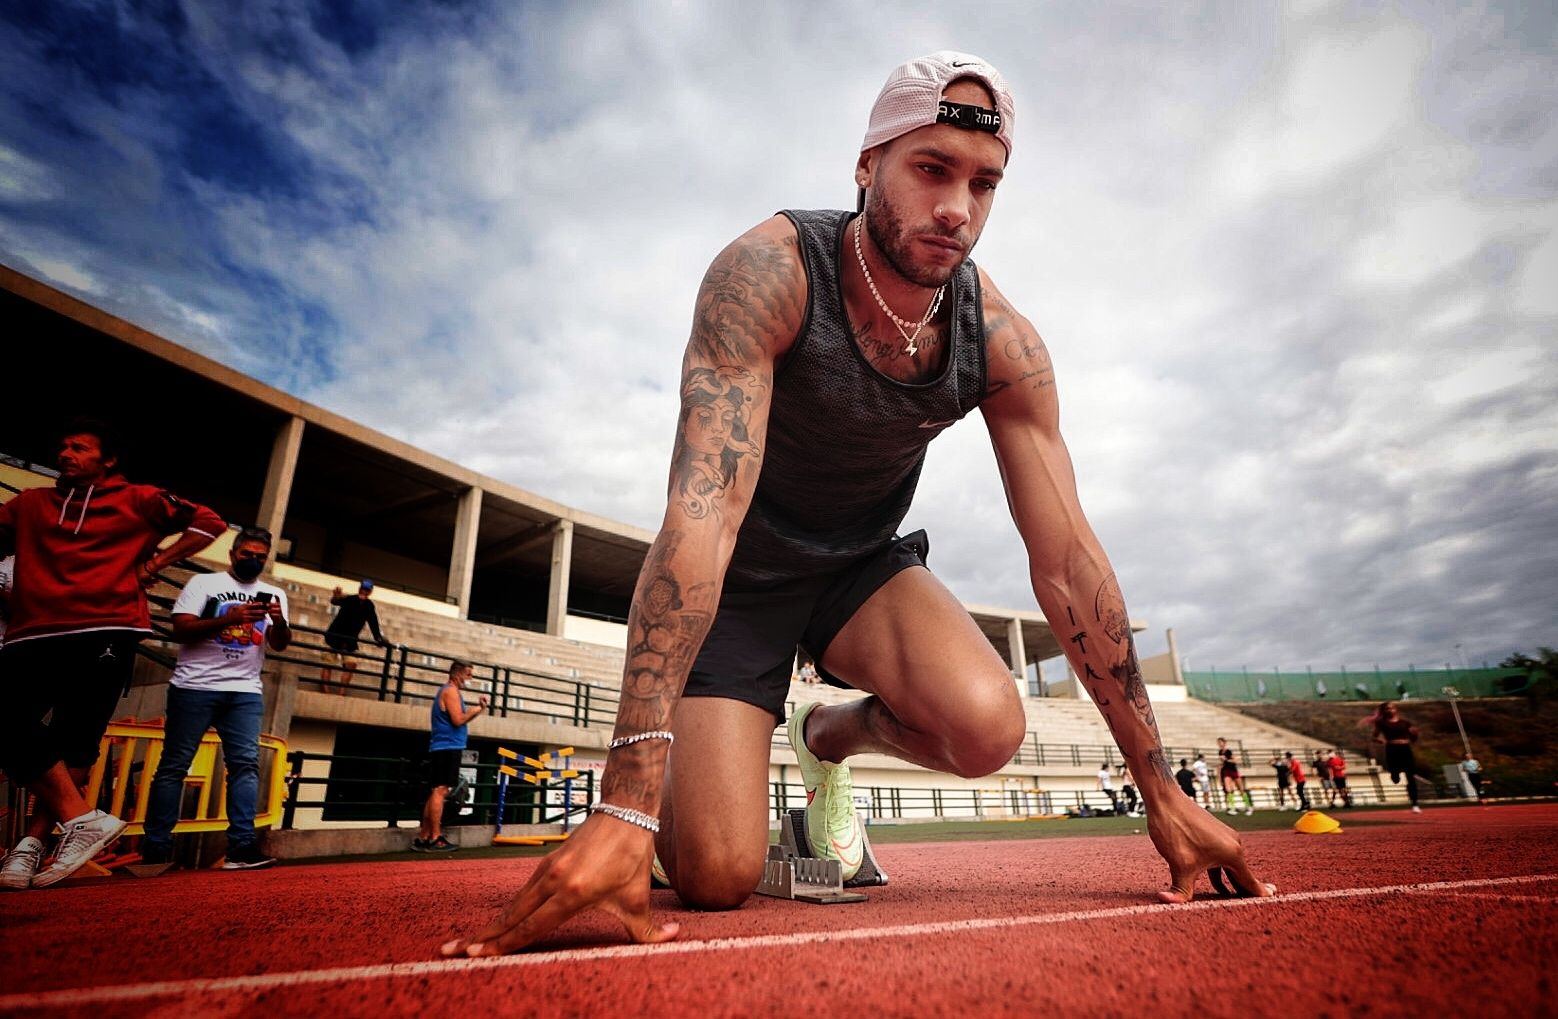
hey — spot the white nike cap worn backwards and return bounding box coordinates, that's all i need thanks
[860,50,1016,162]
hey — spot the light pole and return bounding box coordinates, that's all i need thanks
[1442,685,1472,757]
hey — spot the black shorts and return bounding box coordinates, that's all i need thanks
[685,530,930,722]
[426,749,463,790]
[324,633,359,655]
[1332,776,1348,789]
[0,632,141,785]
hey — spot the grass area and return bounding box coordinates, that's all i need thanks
[858,808,1404,843]
[284,806,1420,866]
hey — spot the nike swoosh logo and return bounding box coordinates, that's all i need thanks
[919,418,958,429]
[951,61,977,67]
[832,814,863,865]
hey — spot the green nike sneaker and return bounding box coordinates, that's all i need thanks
[787,702,863,880]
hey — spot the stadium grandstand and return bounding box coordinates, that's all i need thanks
[2,264,1434,859]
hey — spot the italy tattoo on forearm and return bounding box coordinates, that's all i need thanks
[1067,573,1169,782]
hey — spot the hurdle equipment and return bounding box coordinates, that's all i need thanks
[755,807,888,904]
[493,746,578,846]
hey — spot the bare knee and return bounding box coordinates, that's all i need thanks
[672,850,763,911]
[938,681,1026,778]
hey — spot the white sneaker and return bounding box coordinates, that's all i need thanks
[787,703,863,880]
[1225,807,1237,815]
[1245,808,1254,816]
[1411,805,1422,813]
[31,811,127,888]
[0,837,46,890]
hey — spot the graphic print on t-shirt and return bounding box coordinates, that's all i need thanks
[211,595,268,655]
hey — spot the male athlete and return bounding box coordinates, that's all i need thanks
[444,51,1272,956]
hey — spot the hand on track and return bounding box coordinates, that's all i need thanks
[1148,797,1276,903]
[439,814,680,957]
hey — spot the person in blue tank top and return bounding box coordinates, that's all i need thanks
[444,51,1273,957]
[413,660,486,853]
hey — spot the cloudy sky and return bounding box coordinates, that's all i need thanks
[2,1,1554,676]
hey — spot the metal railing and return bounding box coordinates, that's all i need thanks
[132,563,1430,784]
[280,750,594,830]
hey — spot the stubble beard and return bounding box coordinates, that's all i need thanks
[863,186,972,290]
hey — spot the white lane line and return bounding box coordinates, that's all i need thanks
[3,872,1554,1011]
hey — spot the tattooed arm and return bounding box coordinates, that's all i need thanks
[441,216,804,957]
[978,270,1272,903]
[604,216,803,821]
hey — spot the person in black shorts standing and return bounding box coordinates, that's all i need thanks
[0,419,224,889]
[444,51,1272,956]
[415,660,487,852]
[1269,753,1293,810]
[1219,746,1253,816]
[1175,759,1198,799]
[321,580,391,694]
[1328,749,1353,808]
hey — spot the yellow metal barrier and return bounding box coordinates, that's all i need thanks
[81,721,289,836]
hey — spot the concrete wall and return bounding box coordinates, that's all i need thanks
[563,614,628,649]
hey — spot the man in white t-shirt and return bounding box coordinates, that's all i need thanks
[1097,763,1120,814]
[141,526,290,870]
[1191,754,1213,810]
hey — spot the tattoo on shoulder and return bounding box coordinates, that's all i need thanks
[691,236,801,363]
[674,365,766,520]
[982,293,1054,396]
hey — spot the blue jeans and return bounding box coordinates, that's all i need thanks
[144,687,264,849]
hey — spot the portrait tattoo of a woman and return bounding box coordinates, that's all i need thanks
[675,366,764,519]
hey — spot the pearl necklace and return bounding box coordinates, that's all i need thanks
[853,216,945,357]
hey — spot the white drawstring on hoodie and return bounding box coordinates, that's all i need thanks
[56,485,96,535]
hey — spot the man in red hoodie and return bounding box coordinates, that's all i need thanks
[0,419,225,889]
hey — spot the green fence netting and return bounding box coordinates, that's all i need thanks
[1184,666,1532,703]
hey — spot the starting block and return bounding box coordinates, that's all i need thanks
[755,807,888,905]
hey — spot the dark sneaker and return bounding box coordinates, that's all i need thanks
[139,842,174,866]
[427,836,458,853]
[221,843,276,870]
[410,838,433,853]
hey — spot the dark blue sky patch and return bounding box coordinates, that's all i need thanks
[4,3,310,203]
[307,0,385,56]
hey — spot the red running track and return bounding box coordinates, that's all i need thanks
[2,804,1555,1017]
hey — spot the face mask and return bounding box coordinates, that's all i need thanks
[232,556,265,583]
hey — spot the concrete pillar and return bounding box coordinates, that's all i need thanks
[546,519,574,637]
[446,486,483,617]
[1006,616,1028,692]
[256,415,305,543]
[1166,627,1185,685]
[263,671,298,742]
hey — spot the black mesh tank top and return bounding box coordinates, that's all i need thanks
[723,209,988,587]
